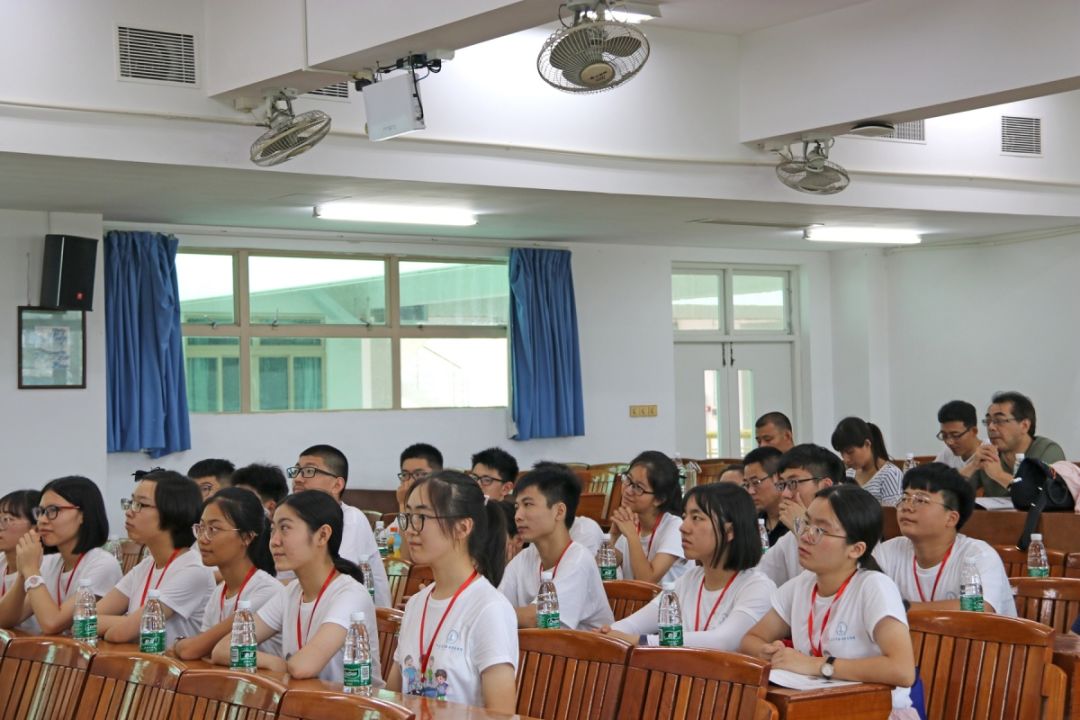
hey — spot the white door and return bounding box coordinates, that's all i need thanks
[674,342,795,459]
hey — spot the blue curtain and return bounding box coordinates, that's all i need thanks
[509,248,585,440]
[105,231,191,458]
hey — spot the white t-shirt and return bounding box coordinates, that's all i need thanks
[758,531,802,588]
[341,504,392,608]
[613,512,687,585]
[41,548,123,603]
[569,517,605,557]
[115,549,216,647]
[395,575,517,707]
[773,569,912,709]
[498,542,614,630]
[873,534,1015,616]
[257,572,382,686]
[612,566,775,650]
[933,444,981,471]
[201,569,286,657]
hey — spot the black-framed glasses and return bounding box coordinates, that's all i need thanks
[397,511,464,533]
[197,482,218,496]
[121,498,155,513]
[619,474,654,496]
[467,472,503,488]
[32,504,80,522]
[397,470,431,482]
[742,474,774,491]
[286,465,337,480]
[896,493,952,511]
[935,428,974,442]
[192,523,241,540]
[981,416,1017,427]
[794,516,848,545]
[774,476,826,493]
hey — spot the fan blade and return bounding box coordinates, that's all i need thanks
[549,35,580,70]
[603,35,642,57]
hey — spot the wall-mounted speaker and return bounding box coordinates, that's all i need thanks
[40,234,98,311]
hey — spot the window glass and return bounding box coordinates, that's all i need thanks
[673,273,721,331]
[183,336,240,413]
[732,273,788,332]
[399,261,508,326]
[248,256,386,326]
[249,337,392,411]
[401,338,508,408]
[178,254,234,325]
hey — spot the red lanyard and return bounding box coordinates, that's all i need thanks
[139,549,182,607]
[807,570,858,657]
[645,513,665,557]
[295,569,337,650]
[912,542,955,603]
[219,566,258,617]
[419,570,479,675]
[56,554,85,602]
[539,542,573,580]
[695,571,739,631]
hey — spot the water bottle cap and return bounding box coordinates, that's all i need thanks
[237,600,252,610]
[78,578,93,588]
[375,521,384,529]
[1032,533,1043,541]
[147,589,161,599]
[602,534,611,542]
[757,518,766,527]
[541,570,554,581]
[350,611,366,623]
[906,452,914,460]
[662,581,675,591]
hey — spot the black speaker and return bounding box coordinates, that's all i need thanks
[40,234,98,311]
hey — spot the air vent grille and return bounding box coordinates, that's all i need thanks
[117,26,196,85]
[886,120,925,142]
[1001,116,1041,155]
[306,82,350,99]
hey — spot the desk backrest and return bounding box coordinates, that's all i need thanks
[0,636,93,720]
[167,669,284,720]
[119,541,146,574]
[1009,576,1080,634]
[384,558,412,608]
[75,651,183,720]
[517,629,631,720]
[401,564,434,606]
[277,689,414,720]
[993,544,1066,577]
[603,580,660,621]
[376,607,404,674]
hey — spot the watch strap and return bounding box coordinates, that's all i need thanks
[23,575,44,592]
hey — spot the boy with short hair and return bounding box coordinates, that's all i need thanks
[470,447,519,501]
[187,458,235,500]
[230,463,289,517]
[395,443,444,562]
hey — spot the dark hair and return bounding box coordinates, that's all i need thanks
[470,448,519,486]
[299,444,349,482]
[401,443,444,470]
[515,464,581,530]
[132,467,164,482]
[755,412,792,432]
[230,464,289,505]
[742,446,782,475]
[280,490,364,584]
[777,444,847,485]
[814,484,883,572]
[627,451,683,515]
[902,463,976,530]
[991,391,1037,437]
[683,483,760,571]
[719,464,744,478]
[0,490,40,524]
[206,487,275,575]
[937,400,977,428]
[187,458,235,482]
[496,499,518,538]
[831,417,891,463]
[141,470,202,548]
[39,476,109,554]
[405,470,507,586]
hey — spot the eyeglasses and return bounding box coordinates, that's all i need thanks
[197,482,217,496]
[286,465,337,480]
[742,474,773,491]
[32,504,80,522]
[794,516,848,545]
[121,498,155,513]
[774,476,826,493]
[397,470,431,482]
[0,514,27,529]
[896,493,952,511]
[982,416,1017,427]
[936,428,974,442]
[396,511,464,533]
[467,472,502,488]
[192,523,241,540]
[620,475,654,496]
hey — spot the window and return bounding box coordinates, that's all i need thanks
[179,251,508,412]
[672,273,722,331]
[672,266,791,336]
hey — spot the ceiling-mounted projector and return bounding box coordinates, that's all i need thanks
[361,71,425,141]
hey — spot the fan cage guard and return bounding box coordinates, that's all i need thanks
[775,159,851,195]
[537,20,650,93]
[250,109,332,167]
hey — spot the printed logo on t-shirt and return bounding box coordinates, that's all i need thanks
[831,621,856,644]
[402,655,451,700]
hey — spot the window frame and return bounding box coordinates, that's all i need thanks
[672,263,795,342]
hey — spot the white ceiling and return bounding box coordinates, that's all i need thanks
[650,0,873,34]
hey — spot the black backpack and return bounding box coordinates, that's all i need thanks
[1009,457,1075,550]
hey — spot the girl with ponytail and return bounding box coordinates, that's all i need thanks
[210,490,381,685]
[741,484,918,718]
[831,416,903,505]
[175,488,282,661]
[388,471,517,712]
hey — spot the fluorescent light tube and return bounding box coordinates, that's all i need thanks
[803,227,921,245]
[314,202,477,226]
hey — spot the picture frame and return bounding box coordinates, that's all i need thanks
[17,306,86,389]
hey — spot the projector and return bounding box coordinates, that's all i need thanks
[362,71,425,142]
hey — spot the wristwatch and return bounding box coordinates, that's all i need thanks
[23,575,45,592]
[821,656,836,679]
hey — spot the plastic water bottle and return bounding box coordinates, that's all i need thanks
[959,558,984,612]
[343,611,372,695]
[139,589,167,654]
[230,599,257,672]
[105,537,125,566]
[903,453,917,474]
[536,570,560,629]
[658,582,683,646]
[359,562,375,599]
[1013,453,1026,479]
[596,535,618,581]
[375,521,389,558]
[72,578,98,646]
[1027,534,1050,577]
[388,519,402,557]
[673,453,687,488]
[758,518,770,553]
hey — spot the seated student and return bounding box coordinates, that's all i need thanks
[187,459,235,501]
[609,451,687,586]
[98,470,216,645]
[498,464,614,630]
[718,464,744,485]
[394,443,444,563]
[175,488,284,661]
[0,477,122,635]
[391,471,517,710]
[495,500,525,563]
[933,401,983,478]
[0,491,38,604]
[874,463,1015,616]
[470,447,519,502]
[211,490,381,685]
[831,417,903,506]
[755,412,795,452]
[286,445,390,607]
[741,485,917,718]
[601,483,775,649]
[742,446,788,547]
[531,461,605,556]
[969,391,1066,498]
[758,444,846,587]
[230,463,289,518]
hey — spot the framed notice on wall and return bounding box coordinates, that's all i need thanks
[18,306,86,389]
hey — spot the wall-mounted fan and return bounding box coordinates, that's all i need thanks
[537,1,650,93]
[250,90,332,167]
[775,138,850,195]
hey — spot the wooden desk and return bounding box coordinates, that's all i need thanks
[766,683,892,720]
[883,506,1080,553]
[1054,635,1080,720]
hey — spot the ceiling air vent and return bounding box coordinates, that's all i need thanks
[117,26,197,85]
[1001,116,1041,155]
[886,120,925,142]
[305,82,350,99]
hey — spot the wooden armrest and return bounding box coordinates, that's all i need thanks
[1043,662,1067,720]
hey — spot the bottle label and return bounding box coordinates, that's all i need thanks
[73,616,97,641]
[659,624,683,647]
[378,546,389,558]
[960,594,984,612]
[368,586,375,599]
[538,611,560,629]
[139,630,166,654]
[344,661,372,687]
[230,643,257,669]
[600,565,617,581]
[1027,566,1050,578]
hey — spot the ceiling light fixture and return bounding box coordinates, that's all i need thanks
[314,202,477,226]
[803,227,922,245]
[608,1,662,23]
